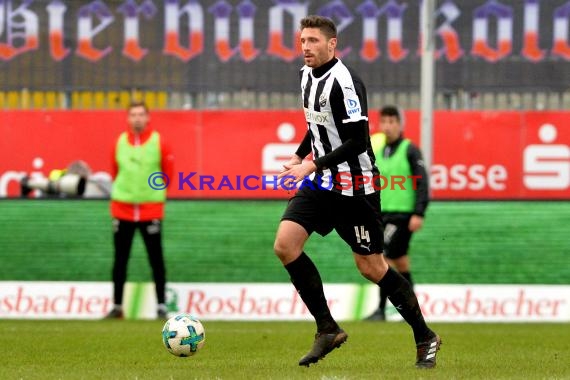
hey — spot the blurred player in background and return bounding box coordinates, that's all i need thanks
[104,101,174,320]
[274,16,441,369]
[365,106,430,321]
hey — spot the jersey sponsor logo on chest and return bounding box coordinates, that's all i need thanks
[304,108,330,124]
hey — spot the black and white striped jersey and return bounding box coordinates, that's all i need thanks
[300,58,379,196]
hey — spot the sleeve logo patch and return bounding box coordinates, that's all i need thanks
[345,98,361,115]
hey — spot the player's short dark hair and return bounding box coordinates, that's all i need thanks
[128,101,149,113]
[300,15,337,39]
[380,105,401,121]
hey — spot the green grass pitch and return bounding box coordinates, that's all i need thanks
[1,320,568,379]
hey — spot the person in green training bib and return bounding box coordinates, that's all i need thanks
[365,105,430,321]
[104,101,174,320]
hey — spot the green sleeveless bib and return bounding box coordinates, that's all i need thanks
[374,139,415,212]
[111,131,166,203]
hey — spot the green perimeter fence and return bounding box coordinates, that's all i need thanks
[0,200,568,285]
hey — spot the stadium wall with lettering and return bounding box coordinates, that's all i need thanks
[1,0,568,92]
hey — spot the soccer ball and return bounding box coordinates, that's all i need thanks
[162,314,206,357]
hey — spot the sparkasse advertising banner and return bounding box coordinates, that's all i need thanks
[0,110,568,199]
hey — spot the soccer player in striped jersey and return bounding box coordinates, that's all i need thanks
[273,15,441,368]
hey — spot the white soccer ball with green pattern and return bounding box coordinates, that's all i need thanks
[162,314,206,357]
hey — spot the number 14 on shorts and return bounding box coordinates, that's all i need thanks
[354,225,370,243]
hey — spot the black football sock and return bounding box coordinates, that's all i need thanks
[285,252,338,333]
[380,271,412,312]
[401,271,413,287]
[379,287,388,312]
[390,271,414,317]
[377,267,433,343]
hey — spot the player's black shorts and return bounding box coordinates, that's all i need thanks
[382,213,412,259]
[281,180,383,255]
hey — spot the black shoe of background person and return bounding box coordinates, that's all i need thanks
[103,307,124,320]
[363,309,386,321]
[298,329,348,367]
[157,309,168,320]
[415,334,442,369]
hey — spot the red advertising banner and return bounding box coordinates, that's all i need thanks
[0,110,568,199]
